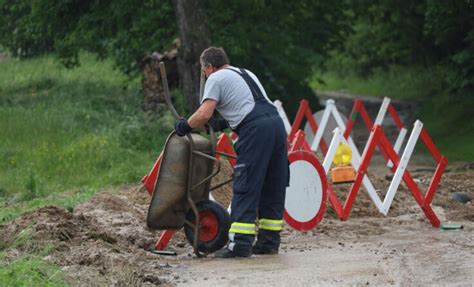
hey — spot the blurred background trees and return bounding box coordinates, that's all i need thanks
[0,0,472,117]
[0,0,349,116]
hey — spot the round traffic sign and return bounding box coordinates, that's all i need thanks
[284,150,328,231]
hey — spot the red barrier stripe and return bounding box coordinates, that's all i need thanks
[387,104,404,129]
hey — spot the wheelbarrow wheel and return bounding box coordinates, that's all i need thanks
[184,200,231,254]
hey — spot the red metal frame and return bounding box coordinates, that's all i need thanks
[344,99,374,139]
[215,133,237,167]
[154,229,176,250]
[289,129,313,153]
[141,153,162,196]
[288,100,329,154]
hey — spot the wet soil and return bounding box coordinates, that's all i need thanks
[1,159,473,286]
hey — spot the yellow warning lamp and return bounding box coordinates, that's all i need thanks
[331,143,356,183]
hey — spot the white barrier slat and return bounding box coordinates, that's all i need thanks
[323,128,343,173]
[311,100,333,152]
[274,100,292,135]
[374,97,391,125]
[387,127,407,168]
[382,120,423,214]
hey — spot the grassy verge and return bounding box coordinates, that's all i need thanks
[0,253,67,286]
[0,53,173,223]
[0,223,67,286]
[309,65,474,161]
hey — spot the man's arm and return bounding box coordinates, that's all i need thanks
[187,99,218,128]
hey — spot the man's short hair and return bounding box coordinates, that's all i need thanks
[200,47,229,68]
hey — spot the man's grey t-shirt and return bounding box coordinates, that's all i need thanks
[201,66,273,129]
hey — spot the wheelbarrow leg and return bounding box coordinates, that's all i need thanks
[154,229,176,250]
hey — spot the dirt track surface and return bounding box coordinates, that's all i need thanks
[1,160,473,286]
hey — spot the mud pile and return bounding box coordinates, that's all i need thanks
[1,187,193,285]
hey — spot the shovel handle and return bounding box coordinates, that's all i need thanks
[159,62,180,120]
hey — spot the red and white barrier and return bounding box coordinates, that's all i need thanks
[309,100,389,215]
[322,121,422,219]
[276,97,447,226]
[353,121,447,227]
[344,97,408,168]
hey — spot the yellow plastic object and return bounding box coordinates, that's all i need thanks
[333,143,352,167]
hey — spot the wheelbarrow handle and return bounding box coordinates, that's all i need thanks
[159,62,180,120]
[199,70,205,103]
[159,61,217,153]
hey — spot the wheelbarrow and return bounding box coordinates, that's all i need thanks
[146,62,232,257]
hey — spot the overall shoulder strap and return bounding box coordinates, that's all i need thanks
[225,68,264,101]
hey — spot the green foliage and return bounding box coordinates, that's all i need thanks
[0,53,167,223]
[0,0,54,57]
[332,0,474,93]
[421,94,474,161]
[0,0,350,117]
[310,64,446,100]
[337,1,430,75]
[0,0,176,75]
[205,0,350,116]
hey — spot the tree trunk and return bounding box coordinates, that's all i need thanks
[172,0,211,113]
[141,41,179,112]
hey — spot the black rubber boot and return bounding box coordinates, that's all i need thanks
[214,247,252,258]
[253,229,280,255]
[252,245,278,255]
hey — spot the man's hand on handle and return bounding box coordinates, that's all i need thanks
[174,117,192,137]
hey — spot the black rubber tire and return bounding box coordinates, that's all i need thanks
[184,200,231,254]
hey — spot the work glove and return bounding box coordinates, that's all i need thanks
[174,117,192,137]
[208,116,230,132]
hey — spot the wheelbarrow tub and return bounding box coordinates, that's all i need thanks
[147,132,214,230]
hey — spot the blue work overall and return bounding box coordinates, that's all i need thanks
[226,68,289,256]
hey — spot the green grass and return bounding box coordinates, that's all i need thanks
[309,65,445,100]
[309,65,474,161]
[0,253,67,286]
[0,225,67,286]
[0,53,173,223]
[0,52,175,286]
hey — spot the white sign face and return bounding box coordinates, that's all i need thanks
[285,159,323,222]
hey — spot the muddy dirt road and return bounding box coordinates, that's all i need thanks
[174,217,473,286]
[1,161,473,286]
